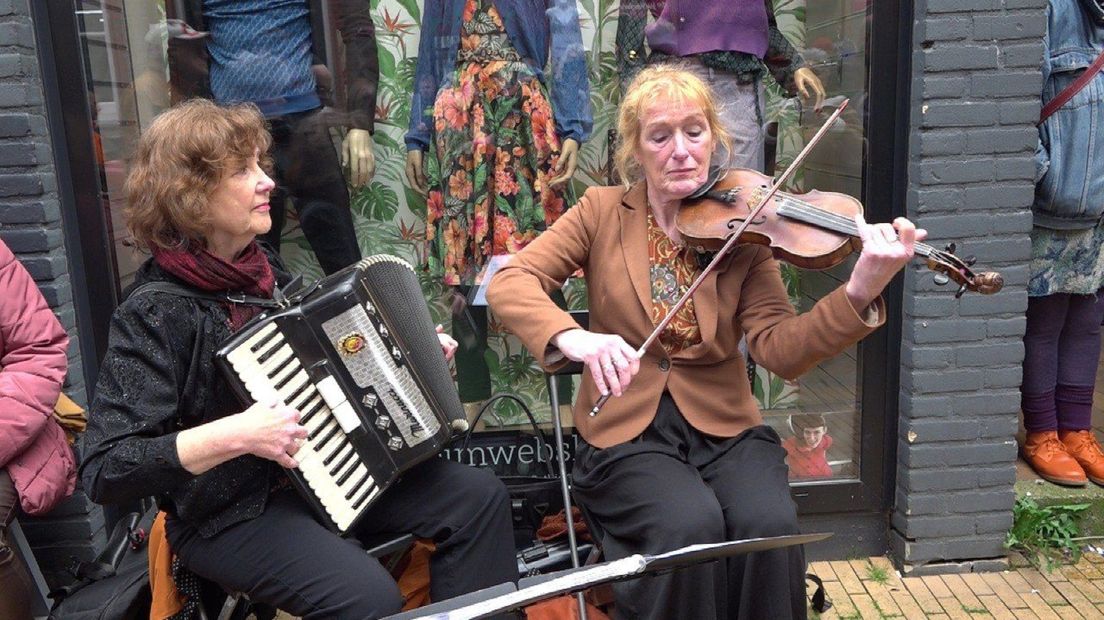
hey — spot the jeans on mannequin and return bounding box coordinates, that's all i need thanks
[0,470,33,620]
[451,286,573,406]
[259,107,362,275]
[693,63,767,173]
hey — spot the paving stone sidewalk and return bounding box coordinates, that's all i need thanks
[809,554,1104,619]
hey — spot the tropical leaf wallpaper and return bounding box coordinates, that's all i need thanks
[280,0,812,427]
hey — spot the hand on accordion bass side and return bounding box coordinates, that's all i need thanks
[436,324,458,361]
[234,399,309,469]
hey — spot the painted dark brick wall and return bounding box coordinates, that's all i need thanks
[892,0,1044,570]
[1,0,103,591]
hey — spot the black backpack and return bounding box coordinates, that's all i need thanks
[48,507,155,620]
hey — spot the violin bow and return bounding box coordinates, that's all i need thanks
[589,101,851,417]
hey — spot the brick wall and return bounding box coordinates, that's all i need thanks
[1,0,103,591]
[892,0,1045,572]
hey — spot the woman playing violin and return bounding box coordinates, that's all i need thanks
[487,65,926,619]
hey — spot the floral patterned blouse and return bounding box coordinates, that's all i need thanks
[456,0,522,65]
[648,212,703,355]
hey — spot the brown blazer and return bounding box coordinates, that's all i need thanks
[486,180,885,448]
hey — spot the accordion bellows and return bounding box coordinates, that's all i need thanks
[216,255,468,534]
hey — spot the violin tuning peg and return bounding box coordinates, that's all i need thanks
[955,283,968,298]
[933,273,950,286]
[964,255,976,267]
[944,242,957,254]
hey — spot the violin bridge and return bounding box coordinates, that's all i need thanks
[747,187,767,209]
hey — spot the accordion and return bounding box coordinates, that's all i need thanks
[216,255,468,534]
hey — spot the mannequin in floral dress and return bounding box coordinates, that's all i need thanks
[406,0,592,410]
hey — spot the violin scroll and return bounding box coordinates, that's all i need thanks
[924,247,1004,298]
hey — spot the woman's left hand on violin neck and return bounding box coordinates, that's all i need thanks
[845,214,927,313]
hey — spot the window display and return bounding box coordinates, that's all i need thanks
[70,0,874,485]
[165,0,377,274]
[404,0,592,419]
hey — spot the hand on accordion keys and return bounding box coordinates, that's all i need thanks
[231,399,308,469]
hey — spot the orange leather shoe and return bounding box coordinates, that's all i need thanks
[1059,429,1104,486]
[1022,431,1087,486]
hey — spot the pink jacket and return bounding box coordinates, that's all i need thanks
[0,238,75,515]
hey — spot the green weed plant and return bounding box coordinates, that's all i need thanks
[1005,496,1089,571]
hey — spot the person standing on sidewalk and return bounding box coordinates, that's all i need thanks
[1020,0,1104,487]
[0,237,75,619]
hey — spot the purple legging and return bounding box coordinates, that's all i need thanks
[1021,289,1104,433]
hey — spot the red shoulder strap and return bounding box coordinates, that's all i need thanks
[1039,49,1104,126]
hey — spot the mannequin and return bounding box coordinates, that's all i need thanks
[405,0,593,411]
[616,0,825,172]
[167,0,378,275]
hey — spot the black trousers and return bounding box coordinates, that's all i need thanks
[167,458,516,619]
[0,470,33,620]
[572,394,807,620]
[260,107,362,275]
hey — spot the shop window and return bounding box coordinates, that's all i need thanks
[68,0,873,486]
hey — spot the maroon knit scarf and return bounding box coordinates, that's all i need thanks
[151,241,275,330]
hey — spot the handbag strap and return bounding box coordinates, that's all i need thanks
[1038,48,1104,125]
[459,393,558,478]
[126,280,284,308]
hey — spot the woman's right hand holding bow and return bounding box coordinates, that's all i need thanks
[552,329,641,397]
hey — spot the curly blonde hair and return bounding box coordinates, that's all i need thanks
[124,99,272,251]
[614,64,733,187]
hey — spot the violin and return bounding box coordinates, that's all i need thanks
[587,101,1002,417]
[677,168,1004,298]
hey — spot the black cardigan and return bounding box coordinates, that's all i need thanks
[80,257,293,538]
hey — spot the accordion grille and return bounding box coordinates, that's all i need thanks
[355,255,467,432]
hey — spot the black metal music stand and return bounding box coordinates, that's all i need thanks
[382,532,832,620]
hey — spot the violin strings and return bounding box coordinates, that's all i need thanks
[778,197,973,269]
[774,196,948,261]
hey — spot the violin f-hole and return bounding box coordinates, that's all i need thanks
[726,216,766,231]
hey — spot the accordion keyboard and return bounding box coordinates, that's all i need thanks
[226,321,381,532]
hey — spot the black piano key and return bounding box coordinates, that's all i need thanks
[308,419,335,441]
[274,367,299,391]
[335,458,360,485]
[346,471,373,500]
[255,336,284,362]
[300,399,325,425]
[322,441,348,466]
[267,353,297,383]
[329,446,356,475]
[286,378,313,407]
[317,422,342,449]
[351,482,375,509]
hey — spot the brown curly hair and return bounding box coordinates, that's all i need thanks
[614,64,733,187]
[124,99,272,251]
